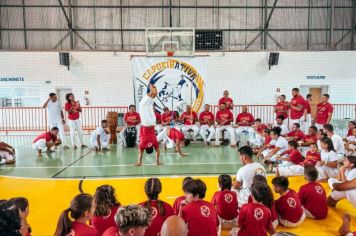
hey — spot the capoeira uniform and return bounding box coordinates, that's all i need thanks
[180,111,200,140]
[235,112,255,145]
[289,95,306,130]
[275,101,289,126]
[315,102,334,131]
[119,112,141,146]
[215,109,236,146]
[32,132,57,152]
[157,127,184,149]
[199,111,215,143]
[273,123,289,136]
[328,168,356,207]
[262,136,288,161]
[275,149,304,176]
[154,111,163,134]
[346,135,356,156]
[298,134,318,155]
[303,100,312,133]
[316,150,339,180]
[249,124,268,147]
[0,150,15,164]
[46,100,66,146]
[331,133,346,162]
[90,126,110,149]
[65,101,84,147]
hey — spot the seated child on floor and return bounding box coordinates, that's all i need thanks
[316,137,339,181]
[271,140,304,175]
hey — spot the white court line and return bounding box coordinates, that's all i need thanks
[0,162,241,170]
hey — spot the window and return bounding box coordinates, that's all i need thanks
[0,87,41,107]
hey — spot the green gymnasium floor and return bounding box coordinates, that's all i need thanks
[0,135,243,179]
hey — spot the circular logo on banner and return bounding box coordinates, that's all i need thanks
[138,59,205,113]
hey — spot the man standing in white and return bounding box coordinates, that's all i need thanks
[324,124,345,162]
[90,120,110,152]
[233,146,266,207]
[43,93,68,149]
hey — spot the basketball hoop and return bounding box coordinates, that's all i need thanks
[163,41,178,57]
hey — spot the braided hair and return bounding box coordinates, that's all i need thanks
[94,185,121,216]
[144,178,165,216]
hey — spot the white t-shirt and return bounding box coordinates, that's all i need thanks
[47,100,62,123]
[320,150,338,162]
[90,126,107,142]
[346,168,356,181]
[277,124,289,136]
[331,134,345,154]
[139,95,156,127]
[236,162,266,189]
[275,136,288,154]
[317,140,322,151]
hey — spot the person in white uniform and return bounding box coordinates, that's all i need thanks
[0,141,15,164]
[43,93,68,149]
[274,115,289,136]
[180,105,200,140]
[316,137,339,181]
[262,126,289,163]
[327,156,356,208]
[90,120,110,152]
[324,124,345,162]
[233,146,266,207]
[198,104,215,146]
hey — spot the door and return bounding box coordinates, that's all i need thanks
[57,88,72,108]
[309,88,322,116]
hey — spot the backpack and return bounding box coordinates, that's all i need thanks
[125,126,137,148]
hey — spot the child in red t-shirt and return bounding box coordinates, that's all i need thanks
[54,193,99,236]
[91,185,121,235]
[211,174,238,230]
[298,165,328,219]
[172,176,193,215]
[302,143,321,166]
[273,140,305,176]
[139,178,173,236]
[237,182,276,236]
[255,128,272,158]
[10,197,32,236]
[272,176,305,227]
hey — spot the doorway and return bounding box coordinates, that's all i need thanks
[57,88,72,108]
[300,85,328,115]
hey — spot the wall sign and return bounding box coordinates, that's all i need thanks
[306,75,326,80]
[0,77,24,82]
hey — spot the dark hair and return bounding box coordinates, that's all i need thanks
[288,140,298,149]
[49,93,56,97]
[184,139,190,147]
[280,95,286,99]
[349,121,356,126]
[322,94,330,99]
[238,146,253,158]
[253,174,267,184]
[309,143,317,148]
[94,185,120,217]
[306,94,312,99]
[144,178,166,216]
[255,118,262,123]
[8,197,28,212]
[304,165,318,182]
[271,126,282,136]
[220,102,227,106]
[276,115,285,121]
[346,156,356,169]
[65,93,74,103]
[263,128,270,134]
[309,126,317,133]
[323,124,334,132]
[218,174,232,190]
[320,137,335,152]
[293,123,300,129]
[292,88,299,92]
[163,107,169,111]
[116,205,151,234]
[51,127,59,132]
[101,119,108,124]
[272,176,289,191]
[129,105,136,109]
[145,146,154,154]
[54,193,93,236]
[183,179,207,199]
[251,182,274,209]
[0,201,21,236]
[182,177,193,190]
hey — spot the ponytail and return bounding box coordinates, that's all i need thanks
[251,182,274,209]
[54,208,72,236]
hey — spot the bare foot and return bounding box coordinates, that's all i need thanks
[339,214,351,235]
[37,152,42,157]
[231,144,237,148]
[135,162,142,166]
[73,145,78,150]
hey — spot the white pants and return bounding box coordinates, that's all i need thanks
[249,132,264,147]
[277,165,304,176]
[289,118,304,131]
[68,119,84,147]
[0,151,14,164]
[304,114,312,133]
[155,124,164,134]
[235,126,254,145]
[215,125,236,146]
[157,128,175,149]
[90,134,110,149]
[119,125,140,146]
[278,213,305,228]
[32,139,54,152]
[315,123,325,131]
[49,121,66,145]
[181,125,200,139]
[316,165,339,180]
[329,178,356,207]
[200,125,215,142]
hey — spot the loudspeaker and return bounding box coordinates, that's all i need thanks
[268,52,279,70]
[59,52,70,67]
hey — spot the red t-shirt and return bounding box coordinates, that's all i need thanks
[264,136,272,145]
[181,200,219,236]
[211,190,238,220]
[216,110,233,125]
[256,124,268,134]
[155,112,161,124]
[161,111,175,125]
[304,100,311,114]
[65,102,80,120]
[290,95,306,119]
[124,112,141,126]
[218,97,234,110]
[33,131,57,143]
[275,102,289,119]
[298,182,327,219]
[347,128,353,137]
[275,190,304,223]
[236,113,255,126]
[303,134,317,144]
[101,227,118,236]
[139,200,173,236]
[180,111,198,125]
[287,130,305,141]
[71,222,99,236]
[284,149,303,164]
[303,151,321,166]
[238,203,274,236]
[139,126,159,151]
[247,196,278,223]
[168,128,185,142]
[316,102,333,124]
[173,195,186,215]
[90,206,120,236]
[199,111,215,125]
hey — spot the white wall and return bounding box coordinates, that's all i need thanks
[0,51,355,107]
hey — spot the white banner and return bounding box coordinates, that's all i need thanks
[132,57,208,113]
